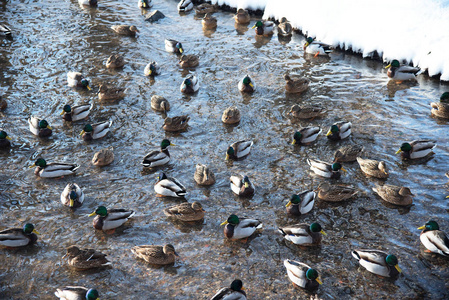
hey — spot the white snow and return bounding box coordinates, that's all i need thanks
[209,0,268,10]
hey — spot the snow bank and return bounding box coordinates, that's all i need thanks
[209,0,268,11]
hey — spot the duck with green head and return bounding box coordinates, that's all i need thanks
[230,175,255,197]
[88,206,135,231]
[352,249,402,278]
[180,73,199,94]
[28,116,52,137]
[0,130,12,148]
[431,92,449,119]
[226,140,253,160]
[278,222,326,246]
[55,287,99,300]
[132,244,178,265]
[326,121,351,140]
[221,214,262,240]
[154,172,186,197]
[61,103,92,122]
[144,61,158,76]
[80,120,112,141]
[285,191,315,216]
[211,279,246,300]
[29,158,79,178]
[165,39,184,54]
[142,139,174,168]
[303,37,332,57]
[0,223,39,247]
[307,158,346,179]
[238,75,255,93]
[291,127,321,145]
[385,59,420,81]
[138,0,152,9]
[60,183,84,208]
[283,260,322,291]
[251,20,274,36]
[395,140,436,160]
[67,71,91,90]
[418,220,449,256]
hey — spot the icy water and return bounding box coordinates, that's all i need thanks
[1,0,449,299]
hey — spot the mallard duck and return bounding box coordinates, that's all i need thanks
[303,37,332,56]
[0,130,12,148]
[67,72,91,90]
[226,140,253,160]
[326,121,352,140]
[307,158,346,179]
[55,287,99,300]
[88,206,135,231]
[195,3,218,15]
[194,163,216,185]
[317,182,358,202]
[111,25,139,37]
[151,95,170,112]
[164,201,205,221]
[289,104,325,120]
[234,9,250,25]
[154,172,186,197]
[0,223,39,247]
[395,140,436,160]
[283,260,322,291]
[78,0,97,7]
[356,157,389,179]
[222,106,241,124]
[238,75,255,93]
[144,61,158,76]
[333,145,364,162]
[142,139,174,168]
[352,249,401,278]
[92,148,114,166]
[230,175,255,197]
[252,20,274,36]
[163,115,190,132]
[210,279,246,300]
[98,84,125,101]
[28,116,52,137]
[180,74,199,93]
[385,59,420,81]
[64,245,110,269]
[179,54,199,68]
[202,13,217,30]
[177,0,193,12]
[61,104,92,122]
[138,0,152,9]
[291,127,321,145]
[29,158,79,178]
[60,183,84,208]
[106,54,125,69]
[431,92,449,119]
[285,191,315,216]
[220,214,262,240]
[278,17,292,36]
[418,220,449,256]
[0,23,11,36]
[80,121,112,141]
[372,184,414,206]
[284,74,310,93]
[278,222,326,246]
[165,39,184,54]
[132,244,178,265]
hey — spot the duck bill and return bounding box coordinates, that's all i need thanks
[86,85,92,91]
[385,63,391,69]
[69,199,75,207]
[249,82,254,88]
[170,143,176,146]
[6,136,12,140]
[148,70,152,75]
[88,212,96,217]
[29,163,36,168]
[60,110,65,115]
[225,154,229,160]
[326,130,332,136]
[32,229,40,235]
[179,48,183,54]
[285,201,292,207]
[417,225,426,230]
[244,182,250,188]
[340,167,347,173]
[395,265,402,273]
[291,140,296,145]
[47,125,52,130]
[316,277,323,285]
[320,229,327,236]
[304,42,310,49]
[220,220,228,226]
[251,24,256,29]
[80,130,85,136]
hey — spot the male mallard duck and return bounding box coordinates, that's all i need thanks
[61,104,92,122]
[234,8,250,25]
[385,59,420,81]
[202,13,217,30]
[98,84,125,101]
[138,0,152,9]
[28,116,52,137]
[0,223,39,247]
[230,175,255,197]
[226,140,253,160]
[333,145,364,162]
[165,39,184,54]
[55,287,99,300]
[395,140,436,160]
[132,244,178,265]
[220,214,262,240]
[179,54,199,68]
[352,249,401,278]
[142,139,174,168]
[154,172,186,197]
[177,0,193,12]
[80,121,112,141]
[64,245,110,269]
[144,61,158,76]
[372,184,413,206]
[278,222,326,246]
[238,75,255,93]
[222,106,241,124]
[163,115,190,132]
[431,92,449,119]
[326,121,352,140]
[151,95,170,112]
[278,17,292,36]
[92,148,114,166]
[356,157,389,179]
[417,220,449,256]
[180,74,199,93]
[252,20,274,36]
[0,130,12,148]
[163,201,205,221]
[195,3,218,15]
[283,260,322,291]
[106,54,125,69]
[111,25,139,37]
[194,163,216,185]
[307,158,346,179]
[88,206,135,231]
[291,127,321,145]
[211,279,246,300]
[67,72,91,90]
[289,104,325,120]
[0,23,11,36]
[60,183,84,208]
[303,37,332,57]
[285,191,315,216]
[284,74,310,93]
[78,0,97,7]
[30,158,79,178]
[317,182,357,202]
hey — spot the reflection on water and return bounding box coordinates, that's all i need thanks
[0,0,448,299]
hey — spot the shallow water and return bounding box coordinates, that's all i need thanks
[1,0,449,299]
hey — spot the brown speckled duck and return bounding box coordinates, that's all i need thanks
[431,92,449,119]
[92,149,114,166]
[356,157,389,179]
[98,84,126,101]
[194,163,216,185]
[372,184,413,206]
[132,244,178,265]
[163,116,190,132]
[179,54,199,68]
[333,145,364,162]
[151,95,170,112]
[164,202,205,221]
[202,13,217,30]
[64,245,110,270]
[289,104,325,120]
[106,54,126,69]
[111,25,139,37]
[284,74,310,93]
[317,182,358,202]
[234,8,250,25]
[222,106,241,124]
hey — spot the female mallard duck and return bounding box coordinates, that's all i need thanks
[144,61,158,76]
[220,214,262,241]
[230,175,255,197]
[356,157,389,179]
[222,106,241,124]
[180,74,199,93]
[317,182,357,202]
[351,249,402,278]
[132,244,178,265]
[165,39,184,54]
[431,92,449,119]
[211,279,246,300]
[0,23,11,36]
[111,25,139,37]
[64,245,110,269]
[163,115,190,132]
[142,139,174,168]
[284,74,310,93]
[252,20,274,36]
[202,13,217,30]
[151,95,170,112]
[238,75,255,93]
[60,104,92,122]
[333,145,364,162]
[234,8,250,25]
[195,3,218,15]
[88,206,135,231]
[307,158,346,179]
[226,140,253,160]
[92,148,114,166]
[61,183,84,208]
[80,121,112,141]
[372,184,413,206]
[418,220,449,256]
[285,191,316,216]
[28,117,52,137]
[55,287,99,300]
[154,172,186,197]
[278,222,326,246]
[0,130,12,148]
[78,0,97,7]
[138,0,152,9]
[0,223,39,247]
[278,17,292,36]
[291,127,321,145]
[395,140,436,160]
[385,59,420,81]
[30,158,79,178]
[164,201,205,221]
[303,37,332,56]
[326,121,352,140]
[106,54,125,69]
[194,163,216,185]
[67,72,91,90]
[177,0,193,12]
[283,260,322,291]
[98,84,125,101]
[179,54,199,68]
[289,104,325,120]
